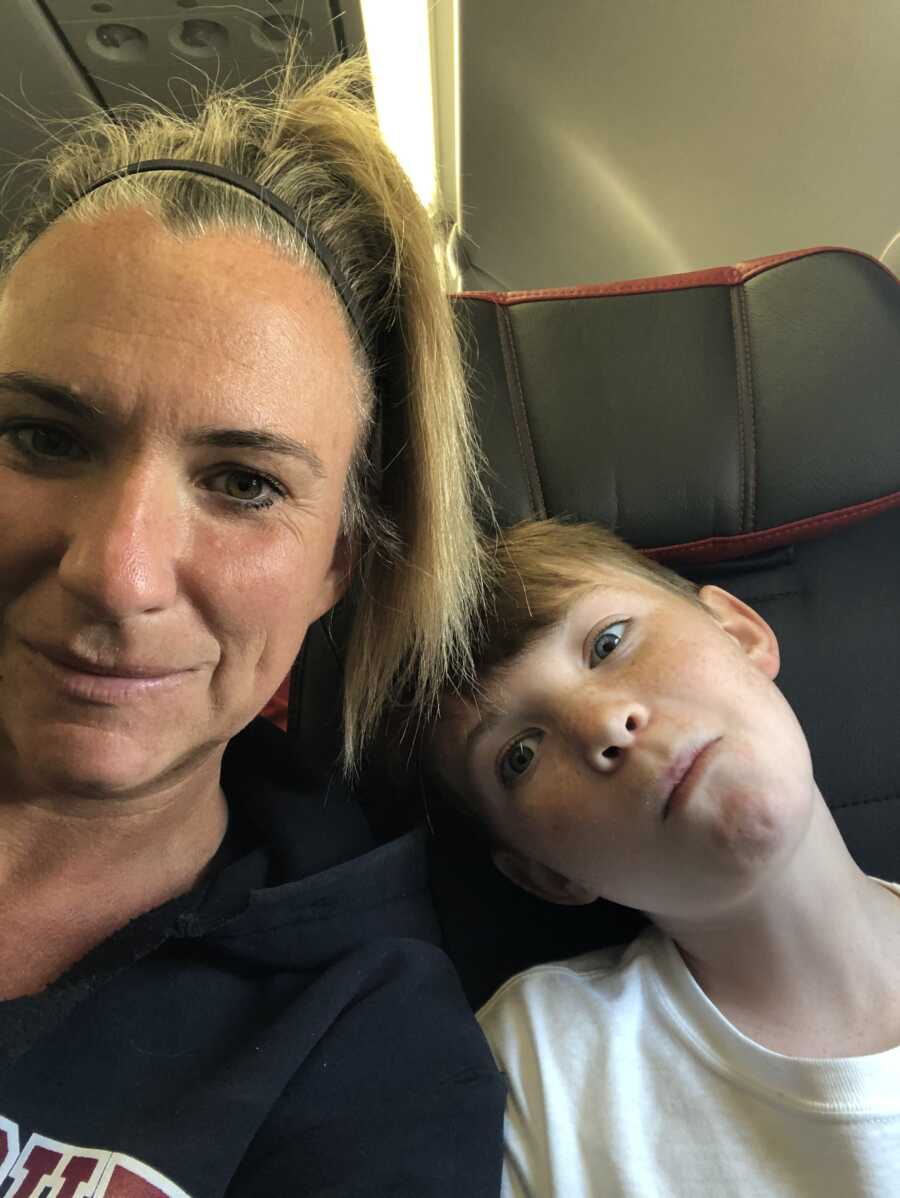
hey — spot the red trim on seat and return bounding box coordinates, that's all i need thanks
[644,490,900,564]
[260,676,290,730]
[259,496,898,712]
[455,246,897,306]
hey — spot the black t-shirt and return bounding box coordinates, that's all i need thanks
[0,718,505,1197]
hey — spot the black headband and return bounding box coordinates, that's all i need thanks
[66,158,368,349]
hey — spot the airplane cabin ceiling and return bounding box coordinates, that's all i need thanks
[453,0,900,289]
[39,0,354,109]
[0,0,364,246]
[1,2,898,291]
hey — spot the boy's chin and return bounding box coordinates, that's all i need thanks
[697,770,814,881]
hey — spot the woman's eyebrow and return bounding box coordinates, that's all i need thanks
[0,370,325,477]
[184,427,325,477]
[0,370,105,419]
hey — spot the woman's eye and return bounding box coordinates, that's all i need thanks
[7,424,83,462]
[589,620,628,666]
[498,733,542,788]
[208,469,285,510]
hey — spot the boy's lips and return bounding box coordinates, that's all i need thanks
[661,738,721,820]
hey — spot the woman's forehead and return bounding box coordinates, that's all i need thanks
[0,209,360,436]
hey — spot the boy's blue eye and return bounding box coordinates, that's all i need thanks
[589,620,627,666]
[498,733,541,788]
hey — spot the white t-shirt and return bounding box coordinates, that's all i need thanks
[478,903,900,1198]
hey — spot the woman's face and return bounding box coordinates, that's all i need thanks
[0,209,359,799]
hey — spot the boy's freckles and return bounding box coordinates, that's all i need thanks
[446,572,817,920]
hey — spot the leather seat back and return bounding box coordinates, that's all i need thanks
[430,246,900,1003]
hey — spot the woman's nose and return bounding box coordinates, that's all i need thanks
[57,461,183,618]
[564,690,649,774]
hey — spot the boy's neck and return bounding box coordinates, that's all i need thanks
[658,795,900,1058]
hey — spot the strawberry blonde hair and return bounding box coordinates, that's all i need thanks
[466,519,700,688]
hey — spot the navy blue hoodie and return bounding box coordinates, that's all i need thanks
[0,717,505,1196]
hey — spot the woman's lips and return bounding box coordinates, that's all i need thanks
[23,641,196,705]
[662,738,721,820]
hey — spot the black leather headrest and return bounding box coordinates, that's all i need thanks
[429,246,900,1005]
[455,246,900,562]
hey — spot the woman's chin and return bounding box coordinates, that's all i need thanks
[4,719,203,801]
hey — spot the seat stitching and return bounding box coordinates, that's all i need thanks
[728,287,747,532]
[832,791,900,811]
[739,285,759,529]
[496,305,547,519]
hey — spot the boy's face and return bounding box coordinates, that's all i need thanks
[434,570,817,925]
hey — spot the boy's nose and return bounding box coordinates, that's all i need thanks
[564,692,649,774]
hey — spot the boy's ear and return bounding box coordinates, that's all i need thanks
[698,585,780,680]
[492,848,599,907]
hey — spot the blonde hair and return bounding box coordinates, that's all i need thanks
[461,519,701,691]
[0,52,488,774]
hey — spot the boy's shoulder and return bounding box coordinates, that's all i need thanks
[477,924,667,1030]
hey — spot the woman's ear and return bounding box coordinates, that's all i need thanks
[698,585,780,680]
[492,848,599,907]
[311,533,354,622]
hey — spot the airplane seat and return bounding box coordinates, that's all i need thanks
[285,245,900,1007]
